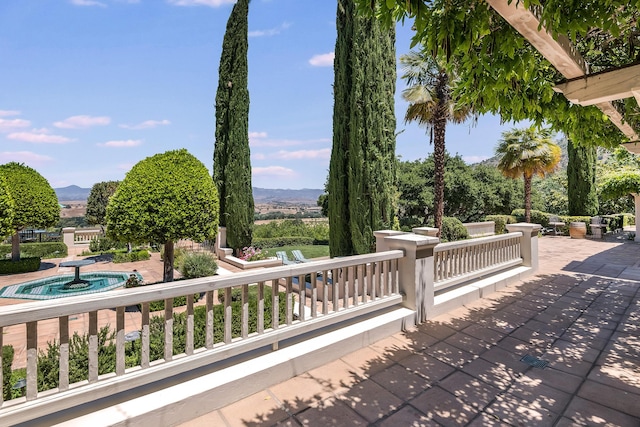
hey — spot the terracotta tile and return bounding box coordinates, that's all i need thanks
[377,404,439,427]
[180,410,226,427]
[426,342,476,368]
[444,332,491,355]
[218,390,288,427]
[438,371,500,410]
[484,394,559,427]
[587,365,640,395]
[370,363,430,401]
[508,378,572,413]
[338,379,403,423]
[397,353,455,384]
[369,335,415,362]
[421,323,457,341]
[517,367,583,394]
[409,386,479,426]
[466,412,512,426]
[564,396,640,427]
[340,345,394,377]
[295,397,367,426]
[269,373,333,413]
[307,358,365,396]
[461,324,506,345]
[577,380,640,418]
[462,358,520,391]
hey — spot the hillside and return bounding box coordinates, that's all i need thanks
[55,186,323,204]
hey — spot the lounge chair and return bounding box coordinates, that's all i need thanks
[291,249,310,263]
[276,251,296,265]
[548,215,565,236]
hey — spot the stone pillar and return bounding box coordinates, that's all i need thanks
[633,194,640,242]
[412,227,439,237]
[216,226,228,258]
[373,230,406,252]
[383,234,439,325]
[62,227,75,251]
[506,223,542,271]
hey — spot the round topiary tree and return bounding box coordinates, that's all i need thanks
[106,149,219,282]
[0,174,15,240]
[0,162,59,262]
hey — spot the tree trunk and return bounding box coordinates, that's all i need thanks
[432,71,449,236]
[163,240,174,283]
[11,232,20,262]
[524,174,532,223]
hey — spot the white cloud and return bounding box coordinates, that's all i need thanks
[8,131,74,144]
[54,115,111,129]
[250,136,330,148]
[70,0,107,7]
[0,151,53,165]
[167,0,235,6]
[309,52,334,67]
[463,155,490,164]
[99,139,143,147]
[119,119,171,130]
[249,22,291,38]
[0,110,21,117]
[272,148,331,160]
[252,153,266,160]
[253,166,296,178]
[118,162,135,170]
[0,118,31,132]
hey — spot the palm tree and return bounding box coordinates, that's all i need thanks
[401,50,475,234]
[495,126,562,223]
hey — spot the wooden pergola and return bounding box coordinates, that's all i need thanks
[487,0,640,152]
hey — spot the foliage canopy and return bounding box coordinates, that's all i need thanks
[85,181,119,226]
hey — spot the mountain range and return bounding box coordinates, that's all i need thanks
[55,186,324,204]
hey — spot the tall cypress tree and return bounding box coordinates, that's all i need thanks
[329,0,397,256]
[567,139,598,216]
[213,0,254,254]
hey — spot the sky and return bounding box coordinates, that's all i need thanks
[0,0,523,190]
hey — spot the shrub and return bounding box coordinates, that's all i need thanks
[238,246,267,261]
[113,249,150,263]
[440,217,469,242]
[0,242,67,259]
[125,274,144,288]
[252,236,314,249]
[147,294,201,312]
[511,209,551,227]
[179,252,218,279]
[0,257,40,274]
[2,345,14,401]
[484,215,518,234]
[89,237,126,253]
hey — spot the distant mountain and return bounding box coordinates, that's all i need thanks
[54,185,324,204]
[55,185,91,201]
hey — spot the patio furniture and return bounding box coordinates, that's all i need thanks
[590,216,607,238]
[548,215,565,235]
[291,250,310,263]
[275,251,296,265]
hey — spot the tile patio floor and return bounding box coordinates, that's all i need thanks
[180,235,640,427]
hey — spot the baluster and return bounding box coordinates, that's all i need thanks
[205,291,214,349]
[164,299,174,361]
[271,279,279,330]
[391,259,399,294]
[322,270,329,315]
[311,274,317,318]
[352,266,359,307]
[224,288,232,344]
[332,268,339,312]
[26,321,37,400]
[341,267,349,308]
[370,262,377,300]
[59,316,69,391]
[298,275,306,321]
[186,294,194,355]
[286,277,293,325]
[258,281,265,334]
[383,260,390,295]
[362,263,369,303]
[242,284,249,338]
[88,311,98,383]
[116,306,125,375]
[141,302,150,367]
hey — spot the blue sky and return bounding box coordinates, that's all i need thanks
[0,0,520,190]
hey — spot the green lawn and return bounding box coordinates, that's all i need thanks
[262,245,329,261]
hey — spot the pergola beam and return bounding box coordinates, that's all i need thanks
[554,64,640,106]
[486,0,640,141]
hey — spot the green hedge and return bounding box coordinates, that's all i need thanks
[484,215,518,234]
[557,216,593,235]
[0,257,40,274]
[113,250,150,264]
[440,217,469,242]
[0,242,67,259]
[252,236,314,249]
[146,294,202,312]
[511,209,551,227]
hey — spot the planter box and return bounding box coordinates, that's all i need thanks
[223,255,282,270]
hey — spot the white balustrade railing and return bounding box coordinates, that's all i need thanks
[73,228,102,243]
[0,250,402,424]
[434,232,523,291]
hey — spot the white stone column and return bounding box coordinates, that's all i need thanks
[506,223,542,271]
[412,227,439,237]
[633,194,640,242]
[62,227,75,251]
[373,230,406,252]
[383,234,439,325]
[216,226,229,258]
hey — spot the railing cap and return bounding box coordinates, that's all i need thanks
[385,233,439,248]
[412,227,439,237]
[506,222,542,236]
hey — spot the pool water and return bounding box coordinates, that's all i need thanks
[0,272,141,300]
